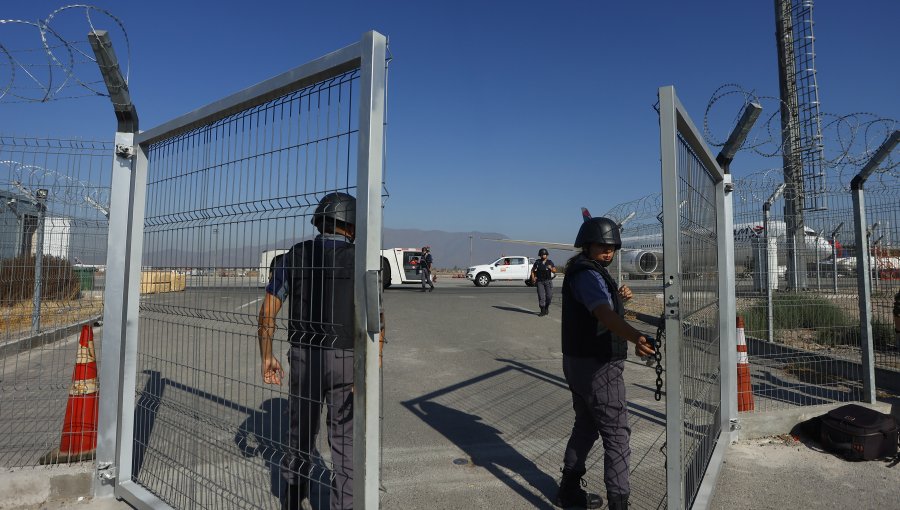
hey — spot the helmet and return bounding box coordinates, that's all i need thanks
[311,192,356,227]
[538,248,549,256]
[574,217,621,249]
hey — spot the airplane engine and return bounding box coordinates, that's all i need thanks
[618,249,659,275]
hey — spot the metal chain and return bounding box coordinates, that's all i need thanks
[653,315,665,402]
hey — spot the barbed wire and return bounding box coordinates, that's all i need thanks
[1,159,109,216]
[703,83,898,185]
[0,4,128,103]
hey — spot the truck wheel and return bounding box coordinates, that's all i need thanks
[381,257,392,289]
[474,272,491,287]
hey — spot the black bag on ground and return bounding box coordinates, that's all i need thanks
[819,404,898,461]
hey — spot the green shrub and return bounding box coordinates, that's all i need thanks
[0,254,79,305]
[740,293,847,334]
[740,293,896,350]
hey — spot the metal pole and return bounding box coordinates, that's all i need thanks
[353,30,387,510]
[851,182,876,403]
[763,184,784,343]
[469,235,473,268]
[88,29,141,499]
[830,221,843,295]
[658,85,684,510]
[815,231,821,291]
[31,189,48,334]
[831,235,838,294]
[847,130,899,404]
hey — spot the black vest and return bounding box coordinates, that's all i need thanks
[561,255,627,361]
[534,260,553,281]
[285,238,355,350]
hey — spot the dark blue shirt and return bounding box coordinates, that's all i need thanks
[569,269,613,313]
[266,234,352,301]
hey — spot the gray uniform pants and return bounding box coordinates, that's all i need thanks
[421,267,434,289]
[562,356,631,496]
[286,345,354,510]
[536,279,553,307]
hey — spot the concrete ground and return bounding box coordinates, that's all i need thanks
[2,276,898,509]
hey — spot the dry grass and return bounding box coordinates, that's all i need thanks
[0,298,103,339]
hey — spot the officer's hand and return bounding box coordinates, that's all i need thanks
[618,285,633,301]
[262,356,284,385]
[634,335,655,358]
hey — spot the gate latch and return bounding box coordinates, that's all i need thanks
[97,462,118,481]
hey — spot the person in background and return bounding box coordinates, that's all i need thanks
[420,246,435,292]
[531,247,557,316]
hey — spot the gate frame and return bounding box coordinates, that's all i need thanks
[96,31,387,509]
[658,85,736,510]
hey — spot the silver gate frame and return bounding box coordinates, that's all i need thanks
[96,31,387,509]
[658,86,736,510]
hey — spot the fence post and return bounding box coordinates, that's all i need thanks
[354,30,387,510]
[850,131,899,404]
[89,28,142,499]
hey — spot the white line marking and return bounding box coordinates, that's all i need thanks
[236,298,263,311]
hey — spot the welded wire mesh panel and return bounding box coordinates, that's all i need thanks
[0,137,111,468]
[132,69,364,509]
[730,174,892,412]
[862,180,900,371]
[673,134,722,508]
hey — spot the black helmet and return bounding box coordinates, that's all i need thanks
[311,192,356,227]
[574,217,621,249]
[538,248,549,256]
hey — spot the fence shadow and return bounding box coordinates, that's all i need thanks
[403,358,668,508]
[132,370,298,504]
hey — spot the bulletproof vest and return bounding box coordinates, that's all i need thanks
[285,238,356,350]
[534,260,553,281]
[561,255,628,361]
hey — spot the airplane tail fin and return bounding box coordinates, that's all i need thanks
[581,207,592,222]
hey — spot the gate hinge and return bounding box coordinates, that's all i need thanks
[97,462,118,481]
[115,143,135,159]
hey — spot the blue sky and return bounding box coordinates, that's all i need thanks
[2,1,897,243]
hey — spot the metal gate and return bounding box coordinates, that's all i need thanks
[658,86,736,509]
[97,32,387,509]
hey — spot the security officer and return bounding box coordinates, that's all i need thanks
[420,246,435,292]
[556,217,655,510]
[531,248,556,316]
[258,192,358,510]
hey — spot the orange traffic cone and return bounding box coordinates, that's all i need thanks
[736,316,755,412]
[40,324,99,464]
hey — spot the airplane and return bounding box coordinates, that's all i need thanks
[485,207,833,278]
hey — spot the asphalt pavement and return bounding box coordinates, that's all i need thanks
[2,276,898,509]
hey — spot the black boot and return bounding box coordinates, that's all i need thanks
[543,306,550,317]
[555,468,602,509]
[538,307,546,317]
[607,492,629,510]
[281,482,309,510]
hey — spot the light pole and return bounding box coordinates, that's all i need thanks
[830,222,843,294]
[31,188,49,334]
[469,235,473,268]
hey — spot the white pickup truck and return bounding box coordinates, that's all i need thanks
[466,256,535,287]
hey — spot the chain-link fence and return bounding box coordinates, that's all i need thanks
[0,137,111,468]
